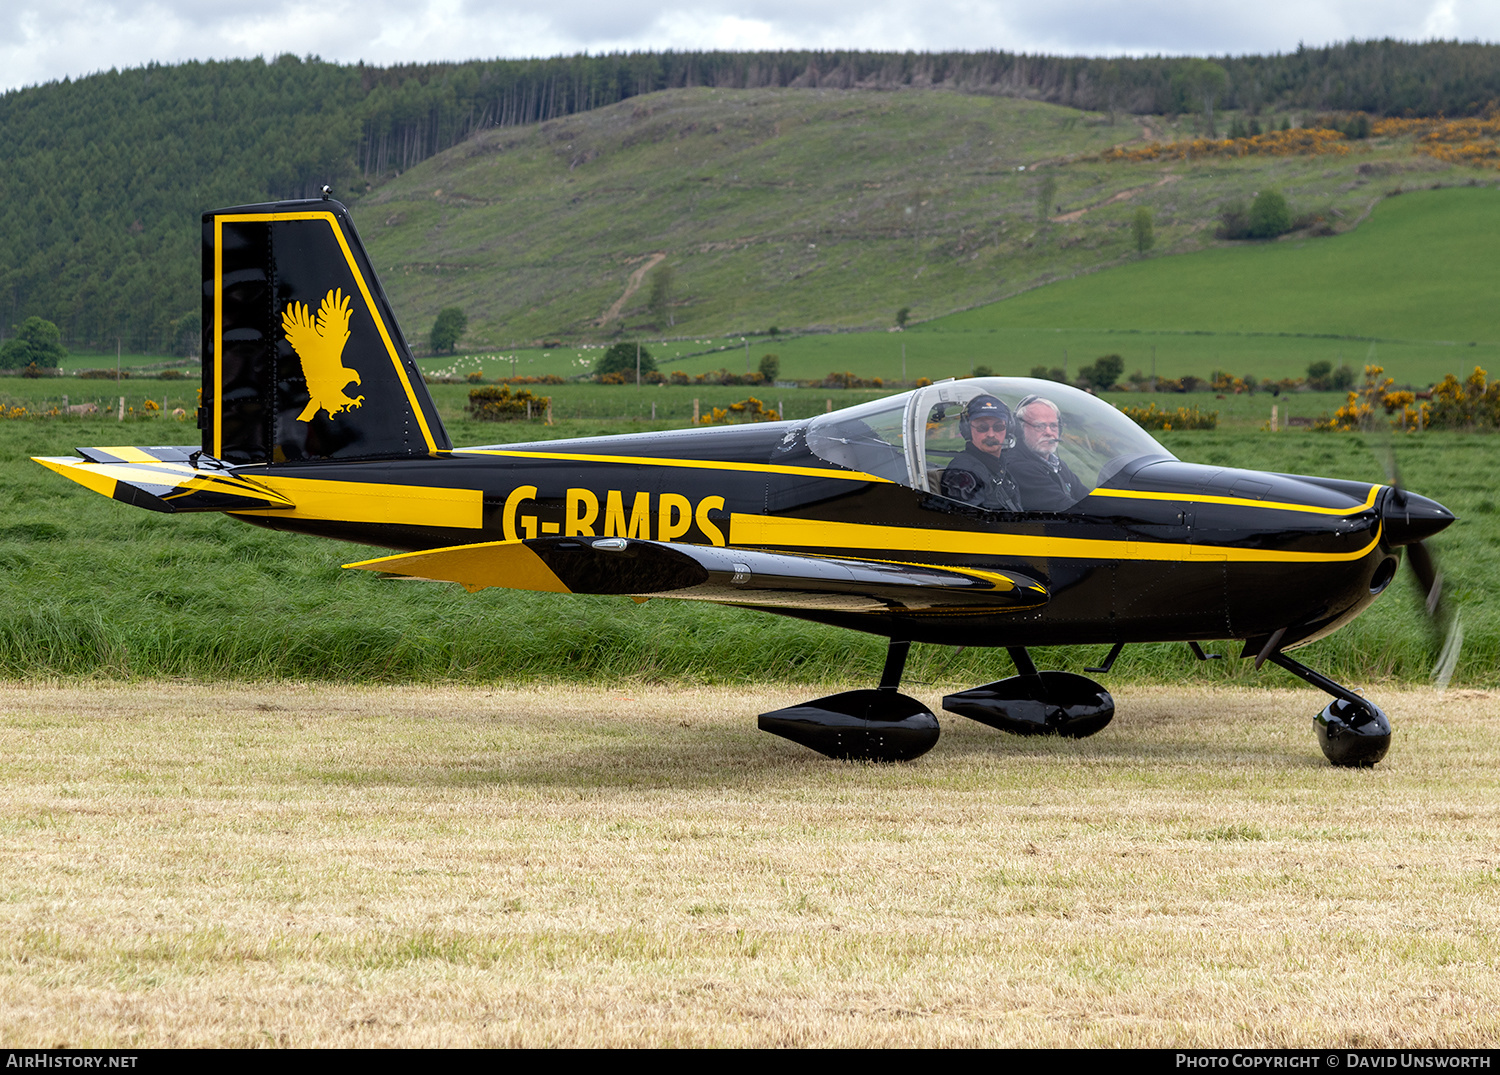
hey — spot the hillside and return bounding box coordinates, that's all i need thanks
[644,186,1500,389]
[354,88,1127,345]
[7,44,1500,354]
[897,185,1500,386]
[359,87,1493,351]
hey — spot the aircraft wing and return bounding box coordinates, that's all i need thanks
[345,537,1049,613]
[32,450,295,514]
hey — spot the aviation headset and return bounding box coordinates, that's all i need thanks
[959,394,1014,446]
[1015,394,1064,441]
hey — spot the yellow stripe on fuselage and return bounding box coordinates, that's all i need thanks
[729,514,1383,564]
[1086,484,1380,517]
[233,476,483,529]
[453,448,893,484]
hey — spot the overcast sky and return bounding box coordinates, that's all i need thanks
[4,0,1497,93]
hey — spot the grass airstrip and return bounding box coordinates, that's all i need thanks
[5,177,1500,1042]
[1,680,1497,1047]
[2,391,1496,1047]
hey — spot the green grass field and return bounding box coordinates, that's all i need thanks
[1,408,1491,688]
[0,367,1425,433]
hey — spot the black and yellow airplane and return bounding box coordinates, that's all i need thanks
[35,196,1457,767]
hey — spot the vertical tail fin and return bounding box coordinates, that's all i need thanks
[202,196,451,465]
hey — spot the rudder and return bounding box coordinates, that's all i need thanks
[202,196,451,465]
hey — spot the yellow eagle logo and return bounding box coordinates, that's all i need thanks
[281,288,365,421]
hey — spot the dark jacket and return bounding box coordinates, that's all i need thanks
[1007,445,1084,512]
[940,444,1022,512]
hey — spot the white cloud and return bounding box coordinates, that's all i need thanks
[1423,1,1460,39]
[4,0,1500,93]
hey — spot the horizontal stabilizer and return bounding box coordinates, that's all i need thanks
[32,454,295,514]
[345,537,1049,613]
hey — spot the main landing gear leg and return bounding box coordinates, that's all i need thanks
[758,639,941,762]
[942,647,1115,738]
[1264,651,1391,767]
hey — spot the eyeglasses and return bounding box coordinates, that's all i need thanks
[1022,419,1060,432]
[969,419,1007,434]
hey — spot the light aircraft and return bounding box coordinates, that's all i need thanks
[35,196,1457,767]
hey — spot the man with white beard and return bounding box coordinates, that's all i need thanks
[1008,395,1085,511]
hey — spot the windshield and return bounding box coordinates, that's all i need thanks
[804,377,1173,508]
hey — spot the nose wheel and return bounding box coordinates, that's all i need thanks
[1264,651,1391,767]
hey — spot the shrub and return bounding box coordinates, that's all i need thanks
[1131,207,1155,254]
[430,308,467,354]
[758,354,780,383]
[596,341,655,380]
[820,371,884,389]
[1078,354,1124,391]
[78,368,128,379]
[158,369,186,381]
[0,316,67,370]
[495,374,565,386]
[1099,127,1351,165]
[1119,403,1218,430]
[467,385,551,421]
[699,397,781,424]
[1424,366,1500,430]
[1217,200,1251,240]
[1247,190,1293,239]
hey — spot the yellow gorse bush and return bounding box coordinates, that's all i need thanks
[1118,402,1218,431]
[1099,127,1351,164]
[699,397,781,424]
[1373,111,1500,170]
[1312,365,1500,433]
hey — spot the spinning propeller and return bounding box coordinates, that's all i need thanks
[1375,442,1461,688]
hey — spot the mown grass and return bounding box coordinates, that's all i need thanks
[3,413,1493,687]
[0,681,1496,1046]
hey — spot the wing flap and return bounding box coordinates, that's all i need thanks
[32,455,295,514]
[345,537,1050,613]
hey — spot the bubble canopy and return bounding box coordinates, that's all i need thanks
[804,377,1174,506]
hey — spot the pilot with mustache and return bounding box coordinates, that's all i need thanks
[940,395,1022,512]
[1008,394,1084,511]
